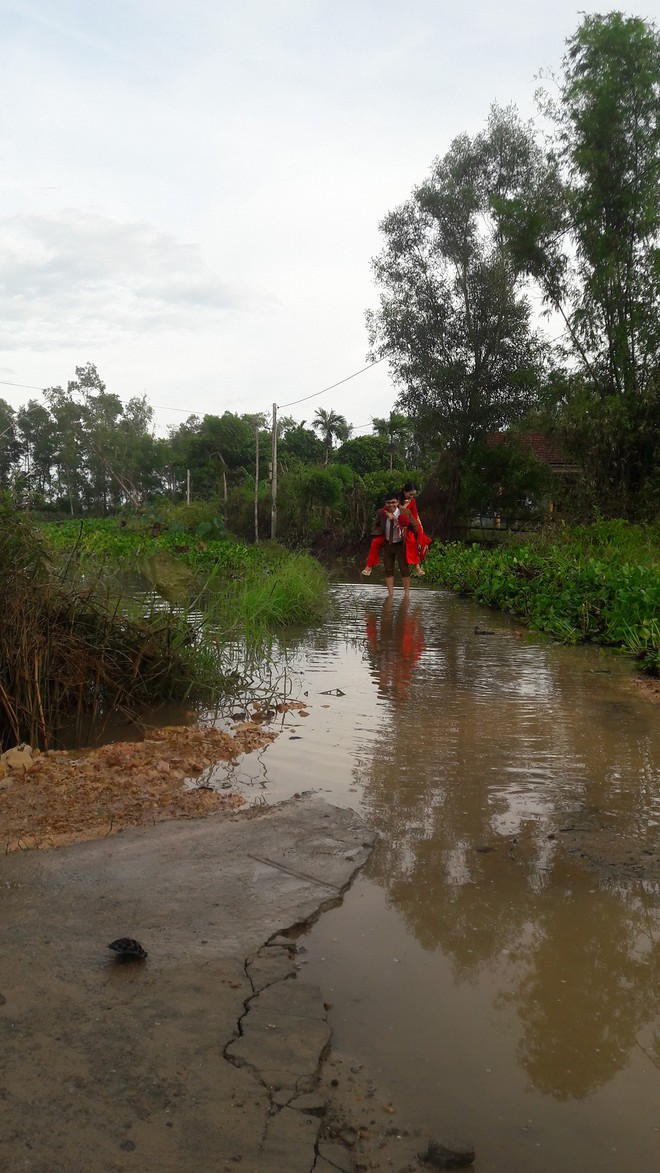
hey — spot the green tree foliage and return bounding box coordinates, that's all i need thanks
[499,13,660,516]
[15,400,57,501]
[371,411,414,471]
[43,364,162,513]
[561,13,660,395]
[0,400,20,489]
[278,420,325,466]
[458,437,554,525]
[367,106,547,536]
[168,411,266,500]
[333,433,392,476]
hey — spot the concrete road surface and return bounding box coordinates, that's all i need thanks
[0,796,376,1173]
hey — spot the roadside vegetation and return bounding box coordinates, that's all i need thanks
[0,500,328,751]
[44,514,328,636]
[0,500,196,751]
[425,522,660,674]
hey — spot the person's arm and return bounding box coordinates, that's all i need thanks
[399,506,419,533]
[371,509,386,537]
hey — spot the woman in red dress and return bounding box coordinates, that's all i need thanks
[399,481,431,576]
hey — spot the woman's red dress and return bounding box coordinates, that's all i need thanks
[403,498,431,566]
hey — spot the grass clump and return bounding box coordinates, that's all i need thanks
[202,550,329,640]
[42,518,329,633]
[0,499,198,750]
[425,520,660,673]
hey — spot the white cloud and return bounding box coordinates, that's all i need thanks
[0,210,264,348]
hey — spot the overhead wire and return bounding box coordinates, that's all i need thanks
[277,357,386,409]
[0,379,46,391]
[0,355,389,422]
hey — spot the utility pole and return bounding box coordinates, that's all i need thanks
[186,468,191,505]
[254,424,259,544]
[270,402,278,540]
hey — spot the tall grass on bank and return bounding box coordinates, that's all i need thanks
[425,521,660,674]
[43,519,329,634]
[196,551,329,639]
[0,515,329,748]
[0,503,199,750]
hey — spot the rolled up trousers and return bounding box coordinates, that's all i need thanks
[382,541,410,579]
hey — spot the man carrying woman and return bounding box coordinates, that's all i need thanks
[363,489,420,599]
[361,481,431,583]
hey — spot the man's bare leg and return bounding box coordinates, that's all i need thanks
[385,575,394,599]
[403,575,410,600]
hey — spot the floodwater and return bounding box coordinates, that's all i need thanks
[204,579,659,1172]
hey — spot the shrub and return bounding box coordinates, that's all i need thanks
[425,521,660,673]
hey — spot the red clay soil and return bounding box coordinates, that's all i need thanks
[0,708,308,853]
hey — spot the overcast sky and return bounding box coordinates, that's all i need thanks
[1,1,656,437]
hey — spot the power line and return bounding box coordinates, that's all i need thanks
[277,357,386,409]
[0,379,46,391]
[0,379,199,415]
[0,355,390,424]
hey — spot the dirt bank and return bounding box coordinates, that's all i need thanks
[0,703,311,853]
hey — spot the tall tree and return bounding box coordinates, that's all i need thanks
[367,106,547,535]
[499,13,660,514]
[312,407,351,466]
[0,400,19,489]
[43,365,159,512]
[15,401,57,499]
[278,420,325,466]
[169,412,265,500]
[562,13,660,397]
[113,396,165,502]
[43,384,87,514]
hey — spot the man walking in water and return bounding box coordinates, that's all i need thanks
[370,492,419,600]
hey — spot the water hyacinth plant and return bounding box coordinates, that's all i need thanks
[424,522,660,673]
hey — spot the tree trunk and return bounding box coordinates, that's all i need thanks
[416,450,462,541]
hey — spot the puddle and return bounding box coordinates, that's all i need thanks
[210,581,659,1172]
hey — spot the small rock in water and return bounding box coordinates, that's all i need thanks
[419,1138,476,1168]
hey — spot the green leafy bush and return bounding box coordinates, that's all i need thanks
[425,521,660,673]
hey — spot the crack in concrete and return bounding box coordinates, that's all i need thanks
[247,851,345,892]
[222,896,364,1170]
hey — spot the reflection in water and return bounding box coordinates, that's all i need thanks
[208,583,659,1171]
[355,588,659,1115]
[364,597,426,703]
[511,879,657,1099]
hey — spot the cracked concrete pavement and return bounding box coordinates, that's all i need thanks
[0,796,376,1172]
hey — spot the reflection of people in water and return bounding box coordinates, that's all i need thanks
[365,597,425,703]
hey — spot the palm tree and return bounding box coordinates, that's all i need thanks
[372,411,411,472]
[312,408,351,466]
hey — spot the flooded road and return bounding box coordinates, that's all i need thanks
[207,581,659,1172]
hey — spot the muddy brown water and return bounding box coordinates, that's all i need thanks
[201,579,659,1173]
